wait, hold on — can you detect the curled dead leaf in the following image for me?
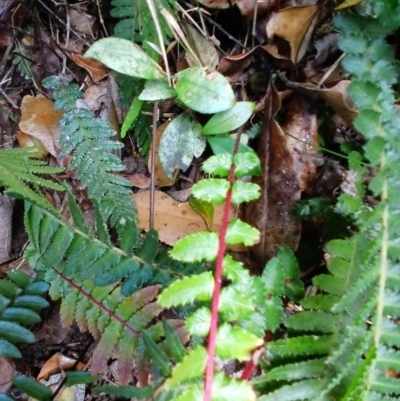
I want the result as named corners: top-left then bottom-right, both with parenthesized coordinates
top-left (72, 53), bottom-right (108, 82)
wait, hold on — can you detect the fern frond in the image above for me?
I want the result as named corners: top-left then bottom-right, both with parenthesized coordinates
top-left (0, 147), bottom-right (64, 214)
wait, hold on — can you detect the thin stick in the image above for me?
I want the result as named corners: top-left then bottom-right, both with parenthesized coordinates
top-left (150, 102), bottom-right (159, 229)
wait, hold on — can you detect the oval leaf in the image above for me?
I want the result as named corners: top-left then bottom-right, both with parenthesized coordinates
top-left (159, 112), bottom-right (206, 179)
top-left (85, 38), bottom-right (165, 80)
top-left (0, 321), bottom-right (35, 343)
top-left (191, 179), bottom-right (230, 205)
top-left (174, 67), bottom-right (235, 114)
top-left (203, 102), bottom-right (255, 135)
top-left (12, 376), bottom-right (53, 401)
top-left (139, 79), bottom-right (176, 101)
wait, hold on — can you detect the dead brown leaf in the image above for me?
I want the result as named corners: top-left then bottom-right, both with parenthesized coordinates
top-left (244, 81), bottom-right (301, 267)
top-left (197, 0), bottom-right (274, 19)
top-left (281, 93), bottom-right (318, 193)
top-left (131, 191), bottom-right (240, 247)
top-left (19, 94), bottom-right (63, 157)
top-left (0, 358), bottom-right (14, 392)
top-left (266, 5), bottom-right (319, 64)
top-left (37, 352), bottom-right (85, 381)
top-left (117, 173), bottom-right (150, 189)
top-left (72, 54), bottom-right (107, 82)
top-left (0, 194), bottom-right (14, 264)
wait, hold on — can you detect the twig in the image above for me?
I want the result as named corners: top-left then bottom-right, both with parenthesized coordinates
top-left (150, 102), bottom-right (159, 229)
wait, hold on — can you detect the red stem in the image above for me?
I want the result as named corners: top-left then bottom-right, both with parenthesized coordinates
top-left (52, 268), bottom-right (141, 337)
top-left (204, 136), bottom-right (241, 401)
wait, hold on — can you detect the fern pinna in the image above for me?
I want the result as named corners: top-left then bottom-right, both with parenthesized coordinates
top-left (254, 4), bottom-right (400, 400)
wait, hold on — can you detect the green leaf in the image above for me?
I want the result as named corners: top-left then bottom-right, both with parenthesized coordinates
top-left (12, 376), bottom-right (53, 401)
top-left (0, 394), bottom-right (15, 401)
top-left (219, 287), bottom-right (255, 320)
top-left (158, 272), bottom-right (214, 308)
top-left (93, 385), bottom-right (153, 398)
top-left (222, 255), bottom-right (252, 286)
top-left (213, 372), bottom-right (257, 401)
top-left (163, 321), bottom-right (186, 363)
top-left (84, 38), bottom-right (165, 80)
top-left (174, 67), bottom-right (235, 114)
top-left (139, 79), bottom-right (176, 101)
top-left (0, 280), bottom-right (21, 299)
top-left (191, 179), bottom-right (230, 205)
top-left (6, 270), bottom-right (31, 288)
top-left (231, 181), bottom-right (260, 204)
top-left (216, 323), bottom-right (263, 361)
top-left (225, 219), bottom-right (260, 246)
top-left (202, 153), bottom-right (232, 177)
top-left (65, 371), bottom-right (101, 386)
top-left (185, 307), bottom-right (211, 336)
top-left (142, 332), bottom-right (172, 377)
top-left (1, 307), bottom-right (41, 325)
top-left (171, 232), bottom-right (219, 262)
top-left (121, 96), bottom-right (143, 138)
top-left (23, 281), bottom-right (49, 295)
top-left (189, 197), bottom-right (214, 231)
top-left (0, 321), bottom-right (35, 343)
top-left (202, 102), bottom-right (255, 135)
top-left (165, 346), bottom-right (207, 389)
top-left (233, 152), bottom-right (262, 177)
top-left (0, 339), bottom-right (22, 358)
top-left (208, 136), bottom-right (255, 155)
top-left (159, 112), bottom-right (206, 179)
top-left (13, 295), bottom-right (49, 310)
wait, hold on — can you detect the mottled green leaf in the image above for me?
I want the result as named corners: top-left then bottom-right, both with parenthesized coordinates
top-left (233, 152), bottom-right (261, 177)
top-left (85, 38), bottom-right (165, 79)
top-left (139, 79), bottom-right (176, 101)
top-left (174, 67), bottom-right (235, 114)
top-left (202, 102), bottom-right (255, 134)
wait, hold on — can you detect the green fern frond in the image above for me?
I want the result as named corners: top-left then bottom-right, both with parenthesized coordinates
top-left (0, 147), bottom-right (64, 214)
top-left (0, 270), bottom-right (49, 359)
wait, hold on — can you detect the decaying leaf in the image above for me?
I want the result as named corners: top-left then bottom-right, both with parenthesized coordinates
top-left (266, 5), bottom-right (319, 64)
top-left (72, 54), bottom-right (108, 82)
top-left (37, 352), bottom-right (84, 381)
top-left (283, 78), bottom-right (357, 126)
top-left (244, 81), bottom-right (301, 267)
top-left (117, 173), bottom-right (150, 189)
top-left (183, 22), bottom-right (219, 72)
top-left (0, 194), bottom-right (14, 265)
top-left (0, 357), bottom-right (14, 392)
top-left (131, 191), bottom-right (238, 247)
top-left (19, 94), bottom-right (64, 157)
top-left (281, 94), bottom-right (318, 193)
top-left (196, 0), bottom-right (273, 19)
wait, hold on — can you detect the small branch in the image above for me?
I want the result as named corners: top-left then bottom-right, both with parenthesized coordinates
top-left (53, 268), bottom-right (141, 337)
top-left (204, 134), bottom-right (242, 401)
top-left (150, 102), bottom-right (159, 229)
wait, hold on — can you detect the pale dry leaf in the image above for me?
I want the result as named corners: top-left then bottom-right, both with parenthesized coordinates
top-left (266, 5), bottom-right (319, 64)
top-left (0, 358), bottom-right (14, 392)
top-left (117, 173), bottom-right (150, 189)
top-left (37, 352), bottom-right (85, 381)
top-left (72, 54), bottom-right (108, 82)
top-left (19, 94), bottom-right (64, 157)
top-left (0, 194), bottom-right (14, 264)
top-left (68, 8), bottom-right (96, 36)
top-left (130, 191), bottom-right (239, 247)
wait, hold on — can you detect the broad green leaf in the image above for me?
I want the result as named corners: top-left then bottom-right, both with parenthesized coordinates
top-left (12, 376), bottom-right (53, 401)
top-left (121, 97), bottom-right (143, 138)
top-left (163, 321), bottom-right (186, 363)
top-left (65, 372), bottom-right (101, 386)
top-left (165, 346), bottom-right (207, 389)
top-left (0, 321), bottom-right (35, 343)
top-left (212, 372), bottom-right (257, 401)
top-left (158, 271), bottom-right (214, 308)
top-left (216, 323), bottom-right (263, 361)
top-left (159, 112), bottom-right (206, 179)
top-left (202, 153), bottom-right (232, 177)
top-left (267, 335), bottom-right (331, 357)
top-left (142, 332), bottom-right (172, 377)
top-left (208, 136), bottom-right (255, 155)
top-left (171, 232), bottom-right (219, 262)
top-left (233, 152), bottom-right (262, 177)
top-left (0, 279), bottom-right (21, 299)
top-left (219, 287), bottom-right (255, 320)
top-left (93, 385), bottom-right (153, 398)
top-left (0, 339), bottom-right (22, 358)
top-left (174, 67), bottom-right (235, 114)
top-left (185, 307), bottom-right (211, 336)
top-left (189, 196), bottom-right (214, 231)
top-left (7, 270), bottom-right (31, 288)
top-left (202, 102), bottom-right (255, 134)
top-left (222, 255), bottom-right (252, 287)
top-left (84, 38), bottom-right (165, 80)
top-left (139, 79), bottom-right (176, 101)
top-left (231, 181), bottom-right (260, 204)
top-left (191, 179), bottom-right (230, 205)
top-left (23, 281), bottom-right (50, 295)
top-left (13, 295), bottom-right (49, 310)
top-left (225, 219), bottom-right (260, 246)
top-left (261, 258), bottom-right (285, 294)
top-left (261, 296), bottom-right (284, 332)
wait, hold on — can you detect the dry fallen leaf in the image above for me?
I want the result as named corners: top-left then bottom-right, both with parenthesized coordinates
top-left (37, 352), bottom-right (85, 381)
top-left (0, 194), bottom-right (14, 265)
top-left (131, 191), bottom-right (239, 247)
top-left (197, 0), bottom-right (273, 18)
top-left (244, 81), bottom-right (301, 267)
top-left (19, 94), bottom-right (64, 157)
top-left (117, 173), bottom-right (150, 189)
top-left (266, 5), bottom-right (319, 64)
top-left (281, 93), bottom-right (318, 193)
top-left (0, 358), bottom-right (14, 392)
top-left (72, 53), bottom-right (108, 82)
